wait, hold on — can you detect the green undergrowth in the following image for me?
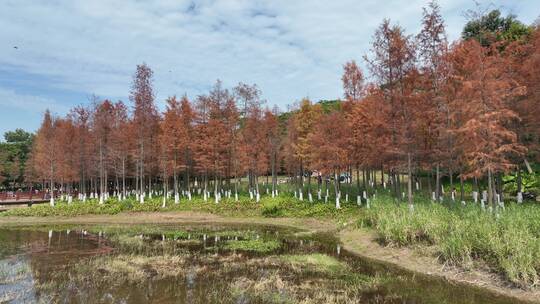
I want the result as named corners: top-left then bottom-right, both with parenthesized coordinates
top-left (223, 239), bottom-right (281, 253)
top-left (0, 194), bottom-right (362, 220)
top-left (0, 200), bottom-right (127, 217)
top-left (360, 195), bottom-right (540, 289)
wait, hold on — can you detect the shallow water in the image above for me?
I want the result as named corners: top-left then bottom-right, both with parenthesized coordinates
top-left (0, 224), bottom-right (528, 304)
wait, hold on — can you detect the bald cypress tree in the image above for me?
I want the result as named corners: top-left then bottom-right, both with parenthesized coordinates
top-left (33, 110), bottom-right (58, 206)
top-left (451, 40), bottom-right (526, 210)
top-left (130, 63), bottom-right (159, 203)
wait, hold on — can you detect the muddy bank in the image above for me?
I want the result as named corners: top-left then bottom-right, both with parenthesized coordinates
top-left (1, 212), bottom-right (539, 303)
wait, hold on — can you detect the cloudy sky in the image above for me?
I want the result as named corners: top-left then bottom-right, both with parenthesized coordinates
top-left (0, 0), bottom-right (538, 137)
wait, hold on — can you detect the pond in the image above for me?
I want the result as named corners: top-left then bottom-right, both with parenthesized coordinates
top-left (0, 224), bottom-right (527, 304)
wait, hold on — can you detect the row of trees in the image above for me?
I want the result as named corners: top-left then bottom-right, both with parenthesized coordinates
top-left (278, 3), bottom-right (538, 210)
top-left (305, 2), bottom-right (539, 210)
top-left (28, 66), bottom-right (283, 205)
top-left (25, 1), bottom-right (539, 209)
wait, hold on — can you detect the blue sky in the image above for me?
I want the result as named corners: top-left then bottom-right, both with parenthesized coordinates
top-left (0, 0), bottom-right (538, 138)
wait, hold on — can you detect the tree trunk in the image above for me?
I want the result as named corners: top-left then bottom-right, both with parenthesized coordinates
top-left (271, 152), bottom-right (277, 196)
top-left (380, 165), bottom-right (384, 187)
top-left (122, 157), bottom-right (126, 200)
top-left (449, 166), bottom-right (454, 197)
top-left (299, 161), bottom-right (304, 196)
top-left (162, 167), bottom-right (167, 208)
top-left (254, 173), bottom-right (259, 200)
top-left (435, 163), bottom-right (441, 201)
top-left (517, 166), bottom-right (522, 194)
top-left (459, 173), bottom-right (465, 203)
top-left (139, 141), bottom-right (145, 203)
top-left (407, 153), bottom-right (413, 211)
top-left (49, 170), bottom-right (55, 207)
top-left (356, 166), bottom-right (361, 197)
top-left (307, 172), bottom-right (312, 202)
top-left (496, 172), bottom-right (503, 202)
top-left (428, 169), bottom-right (432, 197)
top-left (396, 172), bottom-right (402, 201)
top-left (333, 170), bottom-right (340, 209)
top-left (362, 169), bottom-right (366, 192)
top-left (488, 168), bottom-right (494, 212)
top-left (524, 158), bottom-right (533, 174)
top-left (391, 170), bottom-right (398, 201)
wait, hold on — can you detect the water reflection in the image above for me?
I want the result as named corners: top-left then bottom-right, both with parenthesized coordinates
top-left (0, 225), bottom-right (527, 304)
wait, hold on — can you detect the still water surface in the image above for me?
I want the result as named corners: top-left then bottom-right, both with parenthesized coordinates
top-left (0, 224), bottom-right (527, 303)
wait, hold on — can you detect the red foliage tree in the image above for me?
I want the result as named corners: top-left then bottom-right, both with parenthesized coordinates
top-left (364, 19), bottom-right (417, 206)
top-left (450, 39), bottom-right (527, 209)
top-left (130, 63), bottom-right (159, 202)
top-left (32, 110), bottom-right (59, 205)
top-left (310, 111), bottom-right (348, 208)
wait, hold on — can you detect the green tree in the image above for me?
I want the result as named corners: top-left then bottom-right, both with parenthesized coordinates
top-left (4, 129), bottom-right (34, 143)
top-left (0, 150), bottom-right (6, 185)
top-left (0, 129), bottom-right (34, 189)
top-left (462, 9), bottom-right (531, 47)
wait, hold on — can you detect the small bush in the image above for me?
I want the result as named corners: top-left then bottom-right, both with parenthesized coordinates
top-left (261, 201), bottom-right (284, 217)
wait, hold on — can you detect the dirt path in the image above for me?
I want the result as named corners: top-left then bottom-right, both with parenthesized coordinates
top-left (1, 212), bottom-right (539, 303)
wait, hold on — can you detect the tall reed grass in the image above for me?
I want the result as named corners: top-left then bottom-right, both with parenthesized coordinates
top-left (361, 196), bottom-right (540, 288)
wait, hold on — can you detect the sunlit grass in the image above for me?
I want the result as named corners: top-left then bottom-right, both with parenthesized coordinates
top-left (361, 196), bottom-right (540, 288)
top-left (223, 239), bottom-right (281, 253)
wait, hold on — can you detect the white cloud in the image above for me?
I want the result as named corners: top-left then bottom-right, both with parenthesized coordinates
top-left (0, 0), bottom-right (538, 113)
top-left (0, 87), bottom-right (69, 114)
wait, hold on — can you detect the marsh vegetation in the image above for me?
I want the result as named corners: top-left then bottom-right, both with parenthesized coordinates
top-left (0, 224), bottom-right (531, 304)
